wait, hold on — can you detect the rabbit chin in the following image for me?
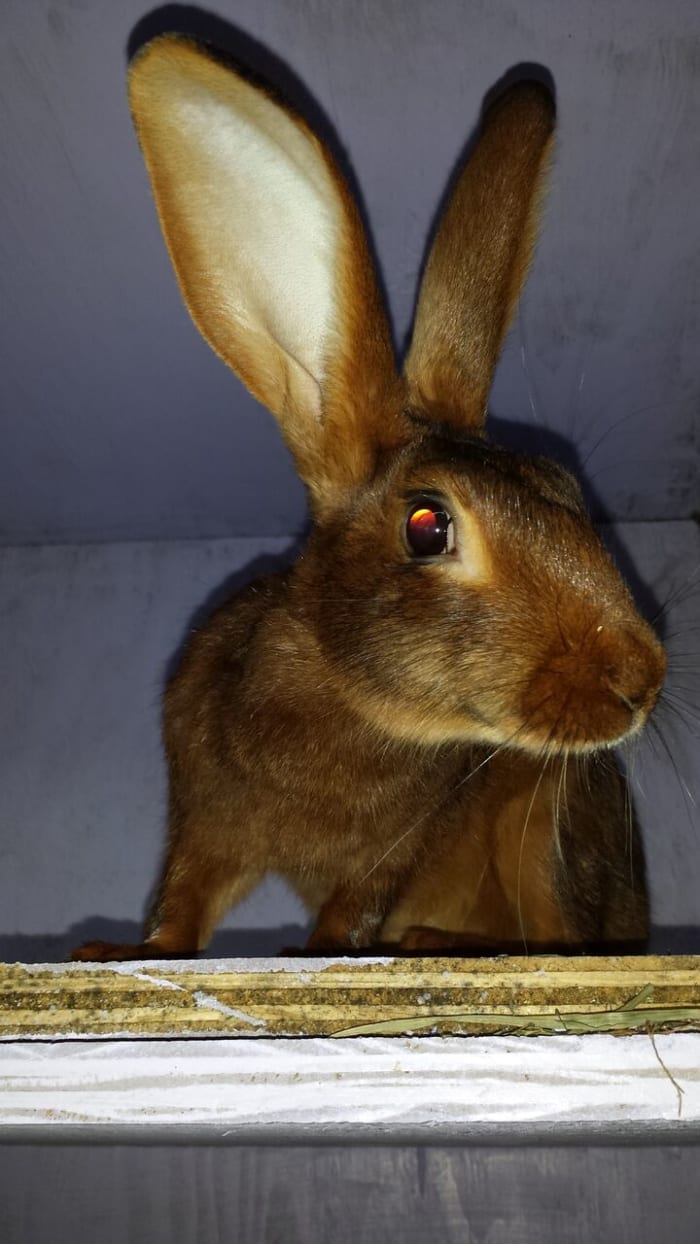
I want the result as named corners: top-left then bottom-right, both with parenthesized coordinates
top-left (455, 703), bottom-right (647, 756)
top-left (504, 710), bottom-right (648, 757)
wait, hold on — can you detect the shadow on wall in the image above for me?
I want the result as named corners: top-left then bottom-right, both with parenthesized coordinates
top-left (9, 7), bottom-right (684, 972)
top-left (127, 7), bottom-right (665, 634)
top-left (1, 923), bottom-right (699, 963)
top-left (0, 922), bottom-right (313, 964)
top-left (163, 542), bottom-right (304, 684)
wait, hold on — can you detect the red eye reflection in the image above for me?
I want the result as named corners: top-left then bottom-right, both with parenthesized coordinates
top-left (406, 503), bottom-right (455, 557)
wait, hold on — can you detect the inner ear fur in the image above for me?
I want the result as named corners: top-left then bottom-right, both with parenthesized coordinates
top-left (128, 36), bottom-right (407, 513)
top-left (404, 82), bottom-right (555, 430)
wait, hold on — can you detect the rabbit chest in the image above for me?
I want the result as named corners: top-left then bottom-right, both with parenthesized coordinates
top-left (164, 573), bottom-right (470, 887)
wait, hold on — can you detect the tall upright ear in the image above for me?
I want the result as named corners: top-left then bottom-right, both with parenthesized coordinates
top-left (404, 82), bottom-right (555, 430)
top-left (128, 37), bottom-right (406, 512)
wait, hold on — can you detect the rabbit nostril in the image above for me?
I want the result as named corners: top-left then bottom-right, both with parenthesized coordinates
top-left (600, 629), bottom-right (665, 716)
top-left (611, 688), bottom-right (640, 713)
top-left (603, 665), bottom-right (638, 708)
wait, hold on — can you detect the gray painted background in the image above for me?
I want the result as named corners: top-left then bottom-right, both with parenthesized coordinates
top-left (0, 2), bottom-right (698, 935)
top-left (1, 523), bottom-right (698, 961)
top-left (2, 1144), bottom-right (700, 1243)
top-left (0, 0), bottom-right (698, 952)
top-left (1, 1), bottom-right (700, 1235)
top-left (1, 0), bottom-right (699, 544)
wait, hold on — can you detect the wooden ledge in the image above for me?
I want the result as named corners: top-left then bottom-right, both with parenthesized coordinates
top-left (2, 954), bottom-right (700, 1040)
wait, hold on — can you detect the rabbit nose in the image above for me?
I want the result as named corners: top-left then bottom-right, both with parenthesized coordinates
top-left (598, 625), bottom-right (666, 717)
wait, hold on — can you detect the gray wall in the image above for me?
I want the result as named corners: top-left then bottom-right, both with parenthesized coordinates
top-left (1, 0), bottom-right (698, 957)
top-left (2, 1143), bottom-right (700, 1244)
top-left (0, 538), bottom-right (310, 959)
top-left (1, 0), bottom-right (699, 543)
top-left (1, 2), bottom-right (699, 1233)
top-left (0, 522), bottom-right (697, 960)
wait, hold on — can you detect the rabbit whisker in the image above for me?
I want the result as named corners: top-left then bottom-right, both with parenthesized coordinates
top-left (663, 625), bottom-right (700, 641)
top-left (659, 690), bottom-right (700, 729)
top-left (356, 735), bottom-right (514, 886)
top-left (577, 750), bottom-right (593, 798)
top-left (623, 733), bottom-right (649, 813)
top-left (662, 683), bottom-right (700, 704)
top-left (516, 756), bottom-right (550, 954)
top-left (579, 396), bottom-right (697, 470)
top-left (624, 763), bottom-right (635, 878)
top-left (647, 718), bottom-right (699, 831)
top-left (518, 309), bottom-right (543, 426)
top-left (552, 752), bottom-right (568, 866)
top-left (515, 688), bottom-right (572, 951)
top-left (586, 455), bottom-right (686, 486)
top-left (651, 564), bottom-right (700, 626)
top-left (357, 700), bottom-right (559, 888)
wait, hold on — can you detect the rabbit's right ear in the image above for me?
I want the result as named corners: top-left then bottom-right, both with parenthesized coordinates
top-left (128, 37), bottom-right (406, 512)
top-left (404, 82), bottom-right (555, 430)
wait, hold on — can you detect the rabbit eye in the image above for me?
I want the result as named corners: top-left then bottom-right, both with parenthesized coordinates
top-left (405, 502), bottom-right (455, 557)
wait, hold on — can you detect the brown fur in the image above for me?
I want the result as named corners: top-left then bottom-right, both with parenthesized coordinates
top-left (73, 40), bottom-right (664, 962)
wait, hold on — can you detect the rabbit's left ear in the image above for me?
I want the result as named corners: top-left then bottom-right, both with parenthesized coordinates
top-left (404, 82), bottom-right (555, 430)
top-left (128, 37), bottom-right (406, 513)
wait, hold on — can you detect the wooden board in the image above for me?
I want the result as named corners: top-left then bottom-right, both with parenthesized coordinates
top-left (2, 954), bottom-right (700, 1040)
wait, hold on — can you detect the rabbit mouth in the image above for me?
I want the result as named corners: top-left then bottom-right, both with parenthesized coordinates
top-left (515, 701), bottom-right (649, 755)
top-left (518, 624), bottom-right (666, 753)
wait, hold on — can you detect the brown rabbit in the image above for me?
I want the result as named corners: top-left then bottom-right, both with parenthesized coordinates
top-left (73, 37), bottom-right (665, 962)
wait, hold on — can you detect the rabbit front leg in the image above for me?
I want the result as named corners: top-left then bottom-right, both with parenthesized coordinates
top-left (305, 870), bottom-right (410, 952)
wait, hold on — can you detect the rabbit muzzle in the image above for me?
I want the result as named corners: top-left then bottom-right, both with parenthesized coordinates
top-left (519, 613), bottom-right (666, 752)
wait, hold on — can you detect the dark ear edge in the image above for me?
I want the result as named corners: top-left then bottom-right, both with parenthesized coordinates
top-left (404, 80), bottom-right (556, 430)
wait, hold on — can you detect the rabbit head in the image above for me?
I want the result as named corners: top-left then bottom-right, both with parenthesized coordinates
top-left (129, 38), bottom-right (665, 762)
